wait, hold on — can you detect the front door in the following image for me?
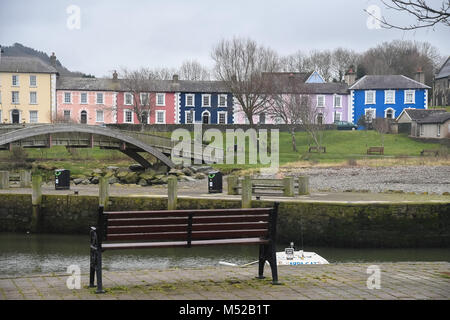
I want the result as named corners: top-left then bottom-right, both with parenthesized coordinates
top-left (80, 111), bottom-right (87, 124)
top-left (12, 109), bottom-right (20, 124)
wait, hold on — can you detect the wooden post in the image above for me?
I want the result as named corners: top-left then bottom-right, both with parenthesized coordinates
top-left (168, 175), bottom-right (177, 210)
top-left (298, 176), bottom-right (310, 195)
top-left (98, 177), bottom-right (110, 208)
top-left (31, 175), bottom-right (42, 232)
top-left (283, 177), bottom-right (294, 197)
top-left (20, 170), bottom-right (32, 188)
top-left (241, 175), bottom-right (252, 208)
top-left (0, 171), bottom-right (9, 189)
top-left (227, 176), bottom-right (239, 195)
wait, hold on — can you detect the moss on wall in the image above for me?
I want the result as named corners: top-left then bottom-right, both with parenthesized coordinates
top-left (0, 194), bottom-right (448, 247)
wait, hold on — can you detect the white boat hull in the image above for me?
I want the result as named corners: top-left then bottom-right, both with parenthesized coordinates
top-left (276, 251), bottom-right (329, 265)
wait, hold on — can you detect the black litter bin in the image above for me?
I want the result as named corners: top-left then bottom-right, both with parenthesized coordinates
top-left (208, 171), bottom-right (222, 193)
top-left (55, 169), bottom-right (70, 190)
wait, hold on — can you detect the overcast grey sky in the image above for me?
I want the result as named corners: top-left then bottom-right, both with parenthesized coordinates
top-left (0, 0), bottom-right (448, 77)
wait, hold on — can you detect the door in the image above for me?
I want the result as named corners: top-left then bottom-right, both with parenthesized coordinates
top-left (202, 112), bottom-right (210, 124)
top-left (80, 110), bottom-right (87, 124)
top-left (12, 109), bottom-right (20, 124)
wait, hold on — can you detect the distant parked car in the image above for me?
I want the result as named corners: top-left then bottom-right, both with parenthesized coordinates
top-left (334, 121), bottom-right (358, 130)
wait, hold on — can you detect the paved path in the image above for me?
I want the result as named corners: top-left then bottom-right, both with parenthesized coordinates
top-left (1, 262), bottom-right (448, 300)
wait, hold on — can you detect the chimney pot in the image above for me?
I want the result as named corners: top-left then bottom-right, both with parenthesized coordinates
top-left (112, 70), bottom-right (118, 80)
top-left (172, 74), bottom-right (179, 82)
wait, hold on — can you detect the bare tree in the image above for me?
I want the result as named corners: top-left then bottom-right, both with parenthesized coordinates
top-left (307, 50), bottom-right (333, 82)
top-left (365, 0), bottom-right (450, 30)
top-left (331, 48), bottom-right (360, 82)
top-left (211, 37), bottom-right (280, 125)
top-left (179, 60), bottom-right (211, 80)
top-left (298, 94), bottom-right (327, 152)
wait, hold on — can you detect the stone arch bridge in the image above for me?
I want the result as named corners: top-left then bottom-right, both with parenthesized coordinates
top-left (0, 124), bottom-right (221, 168)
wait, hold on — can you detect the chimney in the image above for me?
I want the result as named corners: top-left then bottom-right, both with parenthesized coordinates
top-left (344, 68), bottom-right (356, 86)
top-left (112, 70), bottom-right (118, 80)
top-left (415, 67), bottom-right (425, 84)
top-left (49, 52), bottom-right (57, 67)
top-left (172, 74), bottom-right (179, 82)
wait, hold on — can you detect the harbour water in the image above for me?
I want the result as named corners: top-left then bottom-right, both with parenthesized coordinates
top-left (1, 233), bottom-right (449, 276)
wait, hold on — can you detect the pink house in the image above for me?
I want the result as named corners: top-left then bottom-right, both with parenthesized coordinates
top-left (56, 77), bottom-right (119, 124)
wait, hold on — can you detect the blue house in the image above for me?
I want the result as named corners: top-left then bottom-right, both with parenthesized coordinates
top-left (349, 74), bottom-right (430, 127)
top-left (177, 81), bottom-right (234, 124)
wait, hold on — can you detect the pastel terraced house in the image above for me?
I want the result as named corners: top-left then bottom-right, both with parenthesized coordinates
top-left (0, 56), bottom-right (57, 123)
top-left (56, 76), bottom-right (119, 125)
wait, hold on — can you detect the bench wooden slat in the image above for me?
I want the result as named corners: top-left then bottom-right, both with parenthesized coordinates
top-left (107, 222), bottom-right (269, 234)
top-left (106, 229), bottom-right (268, 242)
top-left (104, 208), bottom-right (272, 219)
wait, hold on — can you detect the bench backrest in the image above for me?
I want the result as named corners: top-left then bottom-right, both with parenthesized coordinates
top-left (96, 205), bottom-right (279, 247)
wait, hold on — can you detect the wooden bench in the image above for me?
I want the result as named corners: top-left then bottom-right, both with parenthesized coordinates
top-left (308, 146), bottom-right (326, 153)
top-left (420, 149), bottom-right (439, 157)
top-left (367, 146), bottom-right (384, 155)
top-left (228, 177), bottom-right (298, 197)
top-left (89, 204), bottom-right (280, 293)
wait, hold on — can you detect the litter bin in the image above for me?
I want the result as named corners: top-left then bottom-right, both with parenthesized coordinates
top-left (55, 169), bottom-right (70, 190)
top-left (208, 170), bottom-right (222, 193)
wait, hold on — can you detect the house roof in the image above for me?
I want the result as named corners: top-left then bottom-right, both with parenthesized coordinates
top-left (262, 72), bottom-right (313, 83)
top-left (270, 78), bottom-right (348, 94)
top-left (398, 108), bottom-right (447, 122)
top-left (57, 77), bottom-right (121, 91)
top-left (435, 56), bottom-right (450, 80)
top-left (417, 112), bottom-right (450, 124)
top-left (0, 56), bottom-right (58, 74)
top-left (349, 75), bottom-right (430, 90)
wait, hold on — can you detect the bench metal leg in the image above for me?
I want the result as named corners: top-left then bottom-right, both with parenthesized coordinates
top-left (95, 250), bottom-right (105, 294)
top-left (256, 243), bottom-right (280, 284)
top-left (257, 244), bottom-right (266, 279)
top-left (89, 247), bottom-right (96, 288)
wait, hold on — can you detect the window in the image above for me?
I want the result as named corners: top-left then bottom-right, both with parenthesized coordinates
top-left (124, 109), bottom-right (133, 123)
top-left (218, 112), bottom-right (227, 124)
top-left (80, 92), bottom-right (88, 104)
top-left (30, 92), bottom-right (37, 104)
top-left (12, 91), bottom-right (19, 104)
top-left (334, 95), bottom-right (342, 108)
top-left (12, 75), bottom-right (19, 86)
top-left (365, 108), bottom-right (376, 123)
top-left (29, 75), bottom-right (37, 87)
top-left (156, 110), bottom-right (165, 124)
top-left (64, 110), bottom-right (71, 122)
top-left (140, 93), bottom-right (149, 106)
top-left (64, 92), bottom-right (71, 104)
top-left (317, 113), bottom-right (323, 125)
top-left (385, 90), bottom-right (395, 104)
top-left (218, 94), bottom-right (227, 107)
top-left (96, 93), bottom-right (104, 104)
top-left (185, 110), bottom-right (194, 124)
top-left (186, 94), bottom-right (195, 106)
top-left (141, 111), bottom-right (149, 124)
top-left (317, 95), bottom-right (325, 107)
top-left (334, 112), bottom-right (342, 122)
top-left (365, 91), bottom-right (376, 104)
top-left (259, 113), bottom-right (266, 124)
top-left (405, 90), bottom-right (415, 104)
top-left (124, 93), bottom-right (133, 105)
top-left (202, 94), bottom-right (211, 107)
top-left (96, 110), bottom-right (104, 122)
top-left (29, 111), bottom-right (38, 123)
top-left (385, 108), bottom-right (394, 119)
top-left (156, 93), bottom-right (165, 106)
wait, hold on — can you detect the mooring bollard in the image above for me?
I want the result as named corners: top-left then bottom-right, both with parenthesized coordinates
top-left (168, 175), bottom-right (177, 210)
top-left (0, 171), bottom-right (10, 189)
top-left (31, 175), bottom-right (42, 232)
top-left (227, 175), bottom-right (238, 195)
top-left (20, 170), bottom-right (32, 188)
top-left (298, 176), bottom-right (310, 195)
top-left (99, 177), bottom-right (110, 208)
top-left (241, 175), bottom-right (252, 208)
top-left (283, 177), bottom-right (295, 197)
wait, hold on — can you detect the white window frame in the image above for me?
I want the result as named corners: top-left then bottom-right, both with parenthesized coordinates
top-left (96, 110), bottom-right (104, 123)
top-left (384, 108), bottom-right (395, 119)
top-left (12, 91), bottom-right (19, 104)
top-left (201, 110), bottom-right (211, 124)
top-left (96, 92), bottom-right (104, 104)
top-left (63, 110), bottom-right (71, 121)
top-left (317, 95), bottom-right (325, 107)
top-left (365, 90), bottom-right (376, 104)
top-left (333, 111), bottom-right (342, 122)
top-left (404, 90), bottom-right (415, 104)
top-left (202, 94), bottom-right (211, 107)
top-left (29, 91), bottom-right (37, 104)
top-left (156, 93), bottom-right (165, 106)
top-left (364, 107), bottom-right (376, 123)
top-left (333, 95), bottom-right (342, 108)
top-left (384, 90), bottom-right (395, 104)
top-left (140, 93), bottom-right (149, 106)
top-left (218, 94), bottom-right (227, 107)
top-left (29, 110), bottom-right (38, 123)
top-left (185, 110), bottom-right (195, 124)
top-left (80, 92), bottom-right (88, 104)
top-left (124, 109), bottom-right (134, 124)
top-left (29, 75), bottom-right (37, 87)
top-left (155, 110), bottom-right (166, 124)
top-left (12, 75), bottom-right (19, 86)
top-left (186, 94), bottom-right (195, 107)
top-left (218, 111), bottom-right (227, 124)
top-left (64, 92), bottom-right (71, 104)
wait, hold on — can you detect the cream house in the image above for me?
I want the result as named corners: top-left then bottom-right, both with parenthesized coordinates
top-left (0, 56), bottom-right (57, 123)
